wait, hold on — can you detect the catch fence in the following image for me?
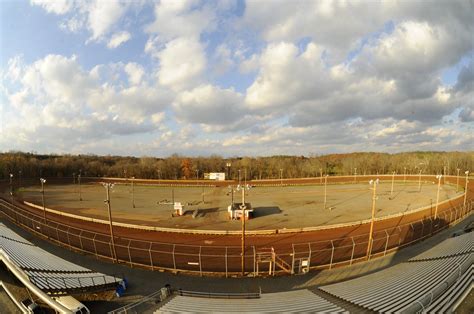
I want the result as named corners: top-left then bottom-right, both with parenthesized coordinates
top-left (0, 197), bottom-right (471, 277)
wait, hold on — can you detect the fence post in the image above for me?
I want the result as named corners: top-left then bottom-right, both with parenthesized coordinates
top-left (253, 246), bottom-right (256, 276)
top-left (172, 244), bottom-right (176, 270)
top-left (149, 242), bottom-right (154, 270)
top-left (128, 240), bottom-right (133, 267)
top-left (55, 225), bottom-right (60, 242)
top-left (291, 244), bottom-right (295, 274)
top-left (409, 223), bottom-right (414, 243)
top-left (308, 243), bottom-right (312, 267)
top-left (329, 240), bottom-right (334, 269)
top-left (420, 220), bottom-right (424, 239)
top-left (199, 246), bottom-right (202, 276)
top-left (398, 226), bottom-right (402, 246)
top-left (79, 230), bottom-right (83, 251)
top-left (384, 230), bottom-right (389, 256)
top-left (109, 240), bottom-right (114, 261)
top-left (93, 234), bottom-right (98, 259)
top-left (225, 246), bottom-right (228, 278)
top-left (350, 237), bottom-right (355, 265)
top-left (66, 226), bottom-right (71, 249)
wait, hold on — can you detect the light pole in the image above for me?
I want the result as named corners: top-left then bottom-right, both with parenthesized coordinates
top-left (456, 168), bottom-right (460, 192)
top-left (236, 184), bottom-right (251, 276)
top-left (73, 172), bottom-right (76, 184)
top-left (238, 169), bottom-right (241, 186)
top-left (319, 168), bottom-right (323, 184)
top-left (464, 171), bottom-right (469, 207)
top-left (367, 179), bottom-right (379, 260)
top-left (434, 175), bottom-right (442, 219)
top-left (131, 176), bottom-right (135, 208)
top-left (390, 171), bottom-right (395, 197)
top-left (78, 174), bottom-right (82, 201)
top-left (9, 173), bottom-right (13, 204)
top-left (418, 169), bottom-right (422, 192)
top-left (102, 183), bottom-right (117, 263)
top-left (226, 162), bottom-right (231, 180)
top-left (354, 168), bottom-right (357, 183)
top-left (404, 167), bottom-right (407, 183)
top-left (280, 168), bottom-right (283, 186)
top-left (324, 175), bottom-right (329, 209)
top-left (40, 178), bottom-right (46, 224)
top-left (443, 166), bottom-right (446, 184)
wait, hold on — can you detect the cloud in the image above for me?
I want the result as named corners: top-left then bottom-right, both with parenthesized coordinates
top-left (173, 84), bottom-right (245, 125)
top-left (1, 54), bottom-right (173, 148)
top-left (87, 0), bottom-right (127, 41)
top-left (107, 31), bottom-right (131, 49)
top-left (156, 37), bottom-right (207, 91)
top-left (145, 0), bottom-right (216, 41)
top-left (30, 0), bottom-right (72, 15)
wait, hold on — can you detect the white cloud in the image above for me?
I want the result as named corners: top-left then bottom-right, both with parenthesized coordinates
top-left (245, 41), bottom-right (332, 111)
top-left (87, 0), bottom-right (127, 41)
top-left (107, 31), bottom-right (131, 49)
top-left (145, 0), bottom-right (216, 41)
top-left (1, 54), bottom-right (173, 150)
top-left (173, 84), bottom-right (245, 125)
top-left (30, 0), bottom-right (72, 15)
top-left (157, 37), bottom-right (206, 91)
top-left (124, 63), bottom-right (145, 86)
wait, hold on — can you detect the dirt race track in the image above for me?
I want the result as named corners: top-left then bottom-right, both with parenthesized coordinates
top-left (0, 175), bottom-right (472, 276)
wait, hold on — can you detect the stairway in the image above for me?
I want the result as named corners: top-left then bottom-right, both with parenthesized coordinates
top-left (255, 247), bottom-right (292, 275)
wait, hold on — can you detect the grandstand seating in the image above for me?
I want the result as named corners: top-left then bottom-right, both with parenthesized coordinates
top-left (320, 232), bottom-right (473, 313)
top-left (0, 223), bottom-right (120, 293)
top-left (157, 289), bottom-right (347, 313)
top-left (425, 265), bottom-right (473, 313)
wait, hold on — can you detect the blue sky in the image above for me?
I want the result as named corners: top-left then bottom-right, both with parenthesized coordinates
top-left (1, 0), bottom-right (473, 157)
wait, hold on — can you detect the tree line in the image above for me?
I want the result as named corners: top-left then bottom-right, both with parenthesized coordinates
top-left (0, 151), bottom-right (472, 181)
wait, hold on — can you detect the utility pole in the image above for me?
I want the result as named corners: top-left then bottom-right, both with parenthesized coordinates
top-left (78, 174), bottom-right (82, 201)
top-left (237, 184), bottom-right (250, 276)
top-left (9, 173), bottom-right (14, 204)
top-left (40, 178), bottom-right (46, 224)
top-left (434, 175), bottom-right (442, 219)
top-left (390, 171), bottom-right (395, 197)
top-left (324, 175), bottom-right (328, 209)
top-left (418, 169), bottom-right (422, 192)
top-left (103, 183), bottom-right (118, 263)
top-left (367, 179), bottom-right (379, 260)
top-left (456, 168), bottom-right (460, 192)
top-left (131, 177), bottom-right (135, 208)
top-left (226, 162), bottom-right (231, 180)
top-left (464, 171), bottom-right (469, 207)
top-left (443, 166), bottom-right (446, 184)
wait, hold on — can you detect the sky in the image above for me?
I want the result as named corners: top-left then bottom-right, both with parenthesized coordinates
top-left (0, 0), bottom-right (473, 157)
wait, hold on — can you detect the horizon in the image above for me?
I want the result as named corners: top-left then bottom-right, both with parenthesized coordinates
top-left (1, 1), bottom-right (473, 157)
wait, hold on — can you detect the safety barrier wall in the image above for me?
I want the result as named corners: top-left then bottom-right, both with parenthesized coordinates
top-left (0, 197), bottom-right (472, 277)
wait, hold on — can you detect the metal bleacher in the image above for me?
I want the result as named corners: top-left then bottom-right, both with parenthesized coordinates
top-left (157, 289), bottom-right (348, 313)
top-left (320, 232), bottom-right (473, 313)
top-left (0, 223), bottom-right (120, 293)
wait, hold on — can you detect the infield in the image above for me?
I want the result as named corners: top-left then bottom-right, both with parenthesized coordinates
top-left (17, 179), bottom-right (462, 231)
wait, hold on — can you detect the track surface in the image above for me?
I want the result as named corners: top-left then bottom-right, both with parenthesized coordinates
top-left (1, 175), bottom-right (472, 275)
